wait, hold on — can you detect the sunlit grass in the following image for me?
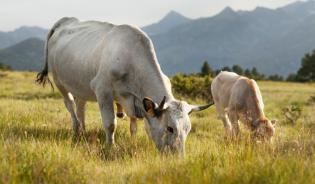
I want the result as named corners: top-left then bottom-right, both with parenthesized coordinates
top-left (0, 71), bottom-right (315, 183)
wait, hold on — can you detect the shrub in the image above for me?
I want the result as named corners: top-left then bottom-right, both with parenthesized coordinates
top-left (307, 95), bottom-right (315, 106)
top-left (0, 62), bottom-right (12, 71)
top-left (171, 74), bottom-right (212, 101)
top-left (268, 74), bottom-right (284, 81)
top-left (282, 102), bottom-right (303, 125)
top-left (286, 73), bottom-right (297, 82)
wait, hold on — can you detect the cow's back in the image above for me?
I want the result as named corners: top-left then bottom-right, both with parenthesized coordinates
top-left (47, 18), bottom-right (116, 99)
top-left (49, 19), bottom-right (115, 75)
top-left (46, 18), bottom-right (170, 105)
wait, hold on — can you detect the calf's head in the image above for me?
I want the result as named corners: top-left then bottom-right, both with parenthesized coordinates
top-left (253, 118), bottom-right (276, 141)
top-left (142, 96), bottom-right (212, 155)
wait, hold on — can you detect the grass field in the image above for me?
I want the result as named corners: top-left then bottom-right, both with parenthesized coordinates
top-left (0, 71), bottom-right (315, 184)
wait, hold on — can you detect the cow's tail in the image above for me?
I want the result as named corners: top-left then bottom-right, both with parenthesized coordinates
top-left (36, 17), bottom-right (77, 90)
top-left (36, 27), bottom-right (55, 90)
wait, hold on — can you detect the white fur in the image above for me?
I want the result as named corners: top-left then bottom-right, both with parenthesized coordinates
top-left (46, 17), bottom-right (211, 154)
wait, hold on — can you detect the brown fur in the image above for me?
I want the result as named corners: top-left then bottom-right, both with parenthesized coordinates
top-left (116, 103), bottom-right (124, 118)
top-left (211, 71), bottom-right (275, 140)
top-left (246, 79), bottom-right (263, 119)
top-left (143, 97), bottom-right (157, 117)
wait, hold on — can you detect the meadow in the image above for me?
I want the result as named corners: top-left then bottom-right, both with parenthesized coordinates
top-left (0, 71), bottom-right (315, 184)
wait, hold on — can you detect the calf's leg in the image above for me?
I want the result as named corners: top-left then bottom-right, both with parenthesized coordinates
top-left (220, 114), bottom-right (232, 137)
top-left (228, 111), bottom-right (240, 137)
top-left (216, 106), bottom-right (232, 136)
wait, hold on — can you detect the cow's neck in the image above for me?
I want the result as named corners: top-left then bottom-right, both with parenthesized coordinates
top-left (136, 64), bottom-right (174, 103)
top-left (128, 65), bottom-right (174, 119)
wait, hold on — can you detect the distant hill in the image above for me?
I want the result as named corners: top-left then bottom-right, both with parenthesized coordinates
top-left (0, 38), bottom-right (44, 71)
top-left (150, 0), bottom-right (315, 76)
top-left (142, 10), bottom-right (191, 35)
top-left (0, 26), bottom-right (47, 49)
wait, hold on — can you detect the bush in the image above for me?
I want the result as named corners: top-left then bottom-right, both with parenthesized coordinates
top-left (286, 73), bottom-right (297, 82)
top-left (268, 74), bottom-right (284, 81)
top-left (0, 62), bottom-right (12, 71)
top-left (171, 74), bottom-right (212, 101)
top-left (307, 95), bottom-right (315, 106)
top-left (282, 102), bottom-right (303, 125)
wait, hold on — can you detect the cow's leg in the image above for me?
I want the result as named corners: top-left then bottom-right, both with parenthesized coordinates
top-left (55, 83), bottom-right (82, 135)
top-left (95, 90), bottom-right (116, 145)
top-left (228, 111), bottom-right (240, 137)
top-left (130, 117), bottom-right (137, 136)
top-left (116, 103), bottom-right (125, 118)
top-left (75, 98), bottom-right (86, 132)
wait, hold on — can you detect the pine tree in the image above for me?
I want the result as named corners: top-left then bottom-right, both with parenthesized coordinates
top-left (200, 61), bottom-right (214, 77)
top-left (221, 66), bottom-right (231, 72)
top-left (232, 65), bottom-right (244, 75)
top-left (296, 50), bottom-right (315, 82)
top-left (244, 69), bottom-right (252, 78)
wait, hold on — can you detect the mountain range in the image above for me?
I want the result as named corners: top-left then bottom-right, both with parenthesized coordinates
top-left (0, 37), bottom-right (44, 71)
top-left (0, 0), bottom-right (315, 76)
top-left (149, 0), bottom-right (315, 75)
top-left (142, 10), bottom-right (191, 35)
top-left (0, 26), bottom-right (47, 49)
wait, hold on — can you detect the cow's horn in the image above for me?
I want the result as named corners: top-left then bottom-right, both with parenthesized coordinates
top-left (158, 96), bottom-right (166, 110)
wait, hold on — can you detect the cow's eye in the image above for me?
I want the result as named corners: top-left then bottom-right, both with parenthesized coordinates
top-left (167, 126), bottom-right (174, 133)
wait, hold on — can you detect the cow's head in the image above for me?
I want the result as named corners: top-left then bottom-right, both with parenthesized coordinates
top-left (142, 96), bottom-right (212, 155)
top-left (253, 118), bottom-right (276, 141)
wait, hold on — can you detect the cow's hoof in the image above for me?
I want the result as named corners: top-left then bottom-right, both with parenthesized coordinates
top-left (116, 112), bottom-right (125, 118)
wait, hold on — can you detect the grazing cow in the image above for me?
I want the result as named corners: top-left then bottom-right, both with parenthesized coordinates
top-left (211, 71), bottom-right (275, 140)
top-left (36, 17), bottom-right (212, 154)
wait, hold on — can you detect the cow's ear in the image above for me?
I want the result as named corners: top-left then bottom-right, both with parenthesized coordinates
top-left (143, 96), bottom-right (167, 118)
top-left (143, 97), bottom-right (157, 117)
top-left (271, 119), bottom-right (277, 126)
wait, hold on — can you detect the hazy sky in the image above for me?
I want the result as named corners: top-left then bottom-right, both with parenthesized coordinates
top-left (0, 0), bottom-right (300, 31)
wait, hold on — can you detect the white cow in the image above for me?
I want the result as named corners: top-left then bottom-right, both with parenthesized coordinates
top-left (36, 17), bottom-right (212, 154)
top-left (211, 71), bottom-right (275, 140)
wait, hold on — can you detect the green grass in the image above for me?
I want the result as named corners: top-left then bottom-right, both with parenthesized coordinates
top-left (0, 71), bottom-right (315, 184)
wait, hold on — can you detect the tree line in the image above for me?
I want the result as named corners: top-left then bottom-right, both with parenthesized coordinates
top-left (200, 49), bottom-right (315, 82)
top-left (0, 62), bottom-right (11, 71)
top-left (1, 48), bottom-right (314, 82)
